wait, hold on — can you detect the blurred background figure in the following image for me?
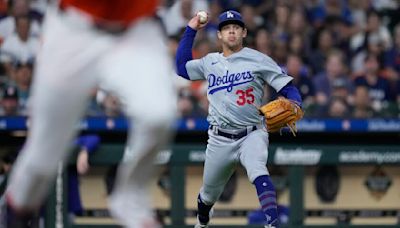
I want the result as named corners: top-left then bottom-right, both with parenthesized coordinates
top-left (12, 60), bottom-right (33, 115)
top-left (0, 15), bottom-right (39, 78)
top-left (160, 0), bottom-right (209, 37)
top-left (96, 91), bottom-right (124, 118)
top-left (0, 0), bottom-right (41, 43)
top-left (177, 86), bottom-right (196, 118)
top-left (68, 134), bottom-right (100, 218)
top-left (309, 29), bottom-right (335, 75)
top-left (254, 27), bottom-right (272, 56)
top-left (0, 149), bottom-right (18, 196)
top-left (285, 54), bottom-right (315, 111)
top-left (313, 50), bottom-right (353, 114)
top-left (0, 85), bottom-right (19, 115)
top-left (327, 97), bottom-right (351, 118)
top-left (352, 85), bottom-right (375, 118)
top-left (353, 53), bottom-right (392, 115)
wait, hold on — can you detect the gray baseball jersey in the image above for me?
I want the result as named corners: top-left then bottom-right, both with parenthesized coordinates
top-left (186, 47), bottom-right (293, 129)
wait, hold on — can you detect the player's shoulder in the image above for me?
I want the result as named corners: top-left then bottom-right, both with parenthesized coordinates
top-left (241, 48), bottom-right (271, 62)
top-left (204, 52), bottom-right (220, 58)
top-left (201, 52), bottom-right (221, 62)
top-left (242, 48), bottom-right (282, 72)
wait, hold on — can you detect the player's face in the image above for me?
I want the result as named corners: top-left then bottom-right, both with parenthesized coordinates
top-left (217, 24), bottom-right (247, 51)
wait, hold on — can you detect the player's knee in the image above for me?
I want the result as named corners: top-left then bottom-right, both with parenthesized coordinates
top-left (247, 169), bottom-right (269, 184)
top-left (200, 186), bottom-right (224, 204)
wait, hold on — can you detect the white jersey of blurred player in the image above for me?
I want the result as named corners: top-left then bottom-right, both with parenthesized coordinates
top-left (6, 1), bottom-right (177, 227)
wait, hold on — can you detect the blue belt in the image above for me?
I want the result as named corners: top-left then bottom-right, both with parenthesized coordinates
top-left (209, 125), bottom-right (257, 140)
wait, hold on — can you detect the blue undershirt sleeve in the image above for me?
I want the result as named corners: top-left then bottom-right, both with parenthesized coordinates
top-left (175, 26), bottom-right (197, 80)
top-left (277, 82), bottom-right (303, 107)
top-left (75, 135), bottom-right (100, 155)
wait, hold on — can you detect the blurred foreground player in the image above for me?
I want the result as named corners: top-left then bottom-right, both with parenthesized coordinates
top-left (5, 0), bottom-right (177, 227)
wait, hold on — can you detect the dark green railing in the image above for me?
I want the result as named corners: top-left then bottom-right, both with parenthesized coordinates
top-left (44, 144), bottom-right (400, 228)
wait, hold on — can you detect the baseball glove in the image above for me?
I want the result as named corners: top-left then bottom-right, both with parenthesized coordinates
top-left (259, 97), bottom-right (304, 136)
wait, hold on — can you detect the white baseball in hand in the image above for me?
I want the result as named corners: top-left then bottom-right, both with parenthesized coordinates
top-left (197, 11), bottom-right (208, 24)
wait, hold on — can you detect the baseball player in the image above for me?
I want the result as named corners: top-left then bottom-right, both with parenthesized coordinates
top-left (175, 10), bottom-right (302, 228)
top-left (5, 1), bottom-right (176, 227)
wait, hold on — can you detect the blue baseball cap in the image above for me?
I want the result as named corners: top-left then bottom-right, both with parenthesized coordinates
top-left (218, 10), bottom-right (245, 30)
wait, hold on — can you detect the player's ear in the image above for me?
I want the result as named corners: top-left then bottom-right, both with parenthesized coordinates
top-left (217, 30), bottom-right (222, 40)
top-left (242, 28), bottom-right (247, 38)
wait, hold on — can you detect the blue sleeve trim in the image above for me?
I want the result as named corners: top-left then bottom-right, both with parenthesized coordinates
top-left (175, 26), bottom-right (197, 80)
top-left (278, 82), bottom-right (303, 107)
top-left (75, 135), bottom-right (100, 155)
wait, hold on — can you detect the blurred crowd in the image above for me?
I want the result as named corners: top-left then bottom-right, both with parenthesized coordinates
top-left (0, 0), bottom-right (400, 119)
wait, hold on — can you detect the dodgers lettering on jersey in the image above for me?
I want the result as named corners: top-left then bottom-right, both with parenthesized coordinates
top-left (208, 70), bottom-right (254, 94)
top-left (185, 48), bottom-right (293, 129)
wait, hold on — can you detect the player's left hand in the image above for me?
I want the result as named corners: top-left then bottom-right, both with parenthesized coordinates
top-left (77, 149), bottom-right (90, 175)
top-left (259, 97), bottom-right (304, 136)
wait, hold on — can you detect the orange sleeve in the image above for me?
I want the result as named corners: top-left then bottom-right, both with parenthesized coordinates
top-left (60, 0), bottom-right (159, 25)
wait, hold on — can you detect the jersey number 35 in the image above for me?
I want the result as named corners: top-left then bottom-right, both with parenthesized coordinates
top-left (236, 87), bottom-right (255, 106)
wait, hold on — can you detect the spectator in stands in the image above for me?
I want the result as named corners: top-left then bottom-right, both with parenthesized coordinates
top-left (97, 91), bottom-right (123, 117)
top-left (160, 0), bottom-right (209, 36)
top-left (351, 30), bottom-right (386, 76)
top-left (201, 0), bottom-right (221, 46)
top-left (254, 27), bottom-right (272, 56)
top-left (351, 9), bottom-right (392, 54)
top-left (193, 81), bottom-right (209, 117)
top-left (68, 134), bottom-right (100, 217)
top-left (13, 60), bottom-right (33, 115)
top-left (239, 4), bottom-right (262, 48)
top-left (307, 0), bottom-right (348, 30)
top-left (327, 97), bottom-right (351, 118)
top-left (0, 149), bottom-right (18, 195)
top-left (288, 9), bottom-right (309, 36)
top-left (354, 53), bottom-right (393, 114)
top-left (313, 50), bottom-right (353, 108)
top-left (214, 0), bottom-right (241, 12)
top-left (270, 3), bottom-right (289, 43)
top-left (352, 85), bottom-right (375, 118)
top-left (0, 0), bottom-right (41, 42)
top-left (193, 38), bottom-right (213, 59)
top-left (285, 54), bottom-right (315, 109)
top-left (396, 80), bottom-right (400, 109)
top-left (242, 0), bottom-right (274, 20)
top-left (321, 0), bottom-right (352, 25)
top-left (383, 23), bottom-right (400, 83)
top-left (0, 15), bottom-right (39, 77)
top-left (331, 16), bottom-right (354, 58)
top-left (348, 0), bottom-right (371, 33)
top-left (271, 39), bottom-right (288, 67)
top-left (177, 87), bottom-right (196, 118)
top-left (309, 29), bottom-right (335, 74)
top-left (86, 88), bottom-right (103, 116)
top-left (0, 85), bottom-right (19, 115)
top-left (288, 33), bottom-right (308, 60)
top-left (331, 78), bottom-right (353, 105)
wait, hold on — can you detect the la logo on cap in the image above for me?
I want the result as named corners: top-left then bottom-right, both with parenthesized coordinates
top-left (227, 11), bottom-right (234, 18)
